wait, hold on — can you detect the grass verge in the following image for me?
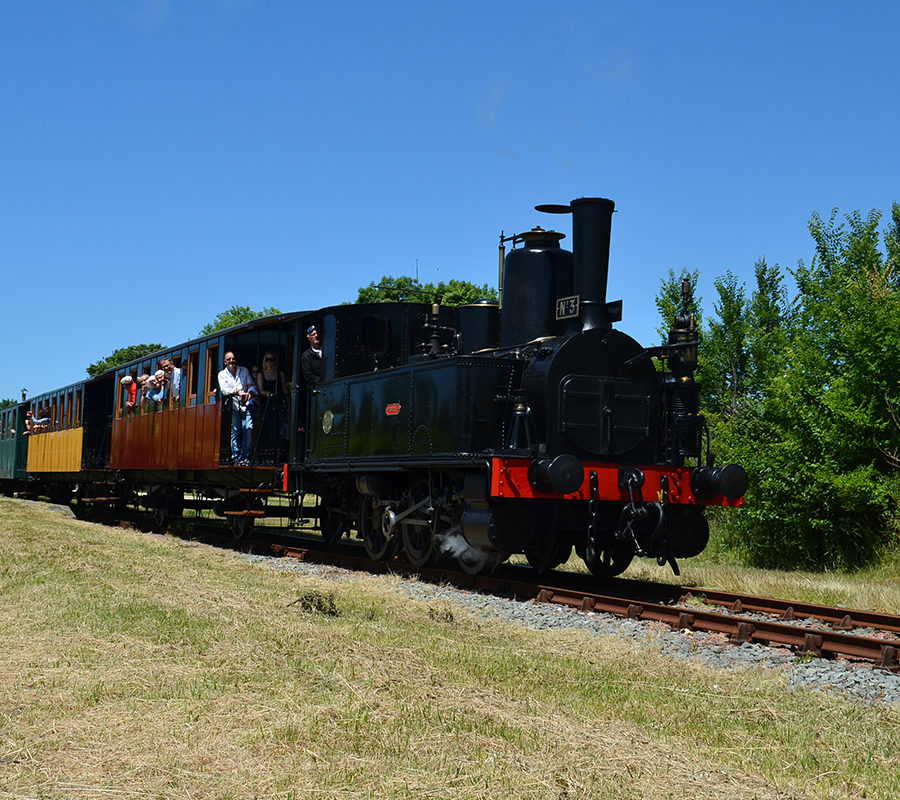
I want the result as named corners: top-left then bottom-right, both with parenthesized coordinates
top-left (1, 497), bottom-right (898, 799)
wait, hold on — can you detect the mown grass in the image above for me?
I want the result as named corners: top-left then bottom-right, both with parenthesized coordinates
top-left (1, 497), bottom-right (898, 799)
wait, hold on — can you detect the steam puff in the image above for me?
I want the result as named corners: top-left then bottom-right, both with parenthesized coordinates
top-left (435, 525), bottom-right (493, 572)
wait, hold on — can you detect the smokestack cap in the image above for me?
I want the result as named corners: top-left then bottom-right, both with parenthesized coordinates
top-left (536, 197), bottom-right (616, 215)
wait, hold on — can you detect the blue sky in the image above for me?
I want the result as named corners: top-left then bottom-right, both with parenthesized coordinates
top-left (2, 0), bottom-right (898, 401)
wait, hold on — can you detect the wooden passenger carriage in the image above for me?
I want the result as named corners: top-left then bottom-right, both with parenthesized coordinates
top-left (5, 302), bottom-right (448, 499)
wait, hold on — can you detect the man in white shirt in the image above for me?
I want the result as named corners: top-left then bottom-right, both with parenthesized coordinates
top-left (162, 358), bottom-right (182, 405)
top-left (218, 351), bottom-right (255, 465)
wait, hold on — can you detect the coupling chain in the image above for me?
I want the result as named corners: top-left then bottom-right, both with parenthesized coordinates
top-left (617, 473), bottom-right (643, 555)
top-left (586, 470), bottom-right (602, 565)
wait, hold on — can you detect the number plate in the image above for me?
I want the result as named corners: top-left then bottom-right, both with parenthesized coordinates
top-left (555, 294), bottom-right (580, 320)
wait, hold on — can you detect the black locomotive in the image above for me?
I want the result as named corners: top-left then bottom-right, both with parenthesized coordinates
top-left (2, 196), bottom-right (746, 578)
top-left (299, 196), bottom-right (746, 576)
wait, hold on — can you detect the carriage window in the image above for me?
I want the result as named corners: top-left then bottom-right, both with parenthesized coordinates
top-left (139, 363), bottom-right (152, 407)
top-left (205, 345), bottom-right (219, 404)
top-left (74, 388), bottom-right (82, 426)
top-left (169, 356), bottom-right (183, 410)
top-left (187, 350), bottom-right (199, 406)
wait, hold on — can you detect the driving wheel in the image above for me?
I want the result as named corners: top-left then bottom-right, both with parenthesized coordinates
top-left (400, 510), bottom-right (437, 568)
top-left (359, 497), bottom-right (397, 561)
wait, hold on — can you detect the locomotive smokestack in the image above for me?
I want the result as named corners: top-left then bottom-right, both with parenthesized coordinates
top-left (570, 197), bottom-right (615, 331)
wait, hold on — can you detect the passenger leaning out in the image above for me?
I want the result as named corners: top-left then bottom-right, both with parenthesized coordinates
top-left (120, 375), bottom-right (138, 415)
top-left (145, 369), bottom-right (167, 409)
top-left (34, 405), bottom-right (51, 432)
top-left (138, 373), bottom-right (151, 411)
top-left (161, 359), bottom-right (182, 407)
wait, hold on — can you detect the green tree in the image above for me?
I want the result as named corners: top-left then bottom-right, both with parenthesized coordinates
top-left (701, 271), bottom-right (748, 416)
top-left (699, 259), bottom-right (793, 416)
top-left (885, 202), bottom-right (900, 277)
top-left (0, 398), bottom-right (16, 410)
top-left (744, 258), bottom-right (792, 399)
top-left (86, 344), bottom-right (165, 378)
top-left (721, 206), bottom-right (900, 569)
top-left (199, 305), bottom-right (281, 336)
top-left (356, 276), bottom-right (497, 306)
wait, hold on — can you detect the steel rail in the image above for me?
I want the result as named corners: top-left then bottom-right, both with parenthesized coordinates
top-left (676, 587), bottom-right (900, 635)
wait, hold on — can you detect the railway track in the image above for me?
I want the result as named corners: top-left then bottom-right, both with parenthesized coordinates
top-left (264, 536), bottom-right (900, 672)
top-left (70, 503), bottom-right (900, 672)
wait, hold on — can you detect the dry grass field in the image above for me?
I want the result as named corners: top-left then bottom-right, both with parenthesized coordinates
top-left (1, 496), bottom-right (898, 799)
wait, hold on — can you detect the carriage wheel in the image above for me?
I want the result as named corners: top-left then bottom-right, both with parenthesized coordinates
top-left (229, 513), bottom-right (254, 541)
top-left (151, 490), bottom-right (183, 534)
top-left (151, 502), bottom-right (170, 533)
top-left (49, 484), bottom-right (72, 506)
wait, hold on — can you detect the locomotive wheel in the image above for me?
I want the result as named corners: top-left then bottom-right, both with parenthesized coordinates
top-left (583, 535), bottom-right (635, 579)
top-left (524, 537), bottom-right (572, 575)
top-left (456, 548), bottom-right (502, 575)
top-left (400, 513), bottom-right (437, 568)
top-left (359, 497), bottom-right (397, 561)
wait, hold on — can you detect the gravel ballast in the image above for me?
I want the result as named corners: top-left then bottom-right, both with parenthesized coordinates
top-left (245, 553), bottom-right (900, 707)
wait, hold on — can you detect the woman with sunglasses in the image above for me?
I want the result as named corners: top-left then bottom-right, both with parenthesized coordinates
top-left (256, 351), bottom-right (289, 463)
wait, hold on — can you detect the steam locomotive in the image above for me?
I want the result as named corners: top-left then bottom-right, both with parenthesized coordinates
top-left (0, 196), bottom-right (746, 578)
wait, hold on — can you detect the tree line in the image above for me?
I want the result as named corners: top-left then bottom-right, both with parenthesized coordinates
top-left (658, 203), bottom-right (900, 570)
